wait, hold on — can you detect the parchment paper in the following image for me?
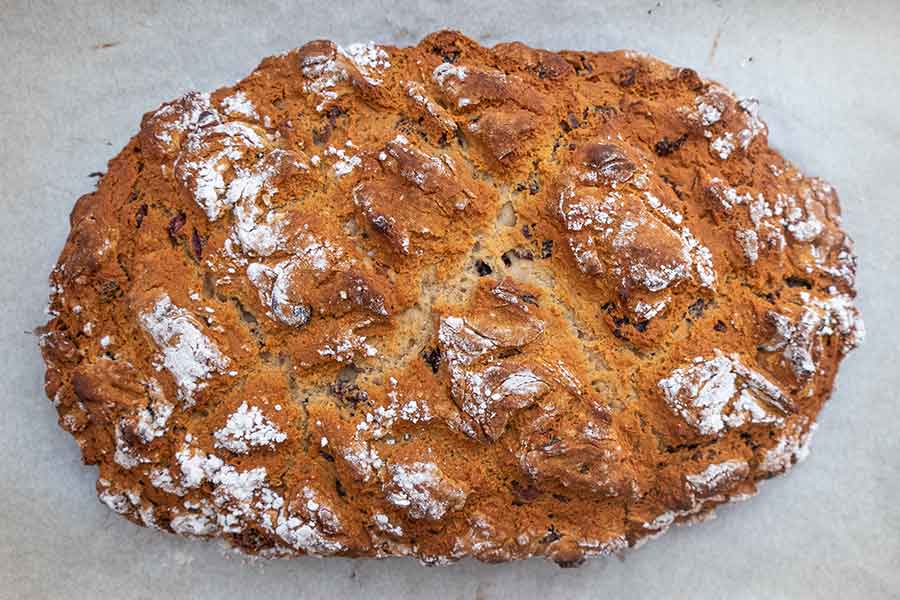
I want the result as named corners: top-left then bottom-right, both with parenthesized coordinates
top-left (1, 1), bottom-right (897, 598)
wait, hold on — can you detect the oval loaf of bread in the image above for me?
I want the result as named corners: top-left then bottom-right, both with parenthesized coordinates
top-left (39, 30), bottom-right (863, 566)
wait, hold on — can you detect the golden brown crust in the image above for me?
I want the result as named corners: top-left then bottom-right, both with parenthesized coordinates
top-left (38, 31), bottom-right (863, 566)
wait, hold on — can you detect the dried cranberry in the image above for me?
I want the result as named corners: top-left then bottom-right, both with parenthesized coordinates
top-left (167, 211), bottom-right (186, 245)
top-left (191, 227), bottom-right (203, 259)
top-left (618, 67), bottom-right (637, 86)
top-left (330, 381), bottom-right (368, 407)
top-left (422, 347), bottom-right (442, 374)
top-left (474, 259), bottom-right (493, 276)
top-left (325, 105), bottom-right (345, 126)
top-left (512, 480), bottom-right (542, 505)
top-left (559, 112), bottom-right (581, 132)
top-left (687, 298), bottom-right (706, 318)
top-left (135, 204), bottom-right (148, 228)
top-left (541, 239), bottom-right (553, 259)
top-left (655, 133), bottom-right (688, 156)
top-left (502, 248), bottom-right (534, 266)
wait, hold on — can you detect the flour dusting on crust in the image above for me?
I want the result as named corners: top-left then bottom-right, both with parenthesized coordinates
top-left (139, 295), bottom-right (230, 405)
top-left (214, 401), bottom-right (287, 454)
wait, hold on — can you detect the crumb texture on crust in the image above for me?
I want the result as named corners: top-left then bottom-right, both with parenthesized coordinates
top-left (39, 30), bottom-right (863, 567)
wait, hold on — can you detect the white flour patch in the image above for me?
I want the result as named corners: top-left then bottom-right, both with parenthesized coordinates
top-left (383, 461), bottom-right (467, 520)
top-left (220, 90), bottom-right (259, 120)
top-left (685, 460), bottom-right (750, 496)
top-left (710, 132), bottom-right (735, 160)
top-left (214, 401), bottom-right (287, 454)
top-left (659, 351), bottom-right (788, 435)
top-left (300, 41), bottom-right (390, 111)
top-left (139, 295), bottom-right (230, 406)
top-left (325, 145), bottom-right (361, 176)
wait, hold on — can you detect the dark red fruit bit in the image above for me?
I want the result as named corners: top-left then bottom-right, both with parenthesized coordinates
top-left (655, 133), bottom-right (689, 156)
top-left (521, 294), bottom-right (538, 306)
top-left (687, 298), bottom-right (706, 318)
top-left (502, 248), bottom-right (534, 266)
top-left (634, 320), bottom-right (649, 333)
top-left (529, 178), bottom-right (540, 195)
top-left (618, 67), bottom-right (637, 86)
top-left (135, 204), bottom-right (148, 228)
top-left (541, 239), bottom-right (553, 259)
top-left (474, 259), bottom-right (493, 276)
top-left (521, 224), bottom-right (533, 239)
top-left (325, 105), bottom-right (346, 126)
top-left (330, 380), bottom-right (369, 407)
top-left (167, 211), bottom-right (186, 245)
top-left (191, 227), bottom-right (204, 259)
top-left (714, 320), bottom-right (727, 332)
top-left (319, 449), bottom-right (335, 462)
top-left (512, 480), bottom-right (542, 505)
top-left (422, 347), bottom-right (442, 373)
top-left (559, 112), bottom-right (581, 132)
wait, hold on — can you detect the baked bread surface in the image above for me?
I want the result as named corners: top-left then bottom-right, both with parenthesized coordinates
top-left (39, 31), bottom-right (863, 566)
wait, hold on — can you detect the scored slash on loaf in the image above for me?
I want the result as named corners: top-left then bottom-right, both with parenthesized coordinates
top-left (38, 30), bottom-right (863, 567)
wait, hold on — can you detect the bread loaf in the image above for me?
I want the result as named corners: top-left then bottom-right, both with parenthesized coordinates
top-left (38, 30), bottom-right (864, 566)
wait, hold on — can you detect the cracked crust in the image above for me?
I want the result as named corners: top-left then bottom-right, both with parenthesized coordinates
top-left (38, 31), bottom-right (863, 567)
